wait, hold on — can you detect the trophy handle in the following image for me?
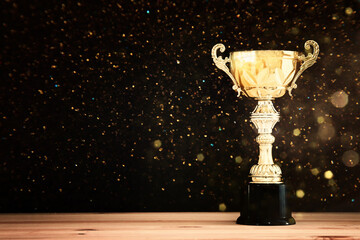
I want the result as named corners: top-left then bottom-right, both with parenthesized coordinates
top-left (287, 40), bottom-right (319, 96)
top-left (211, 43), bottom-right (242, 97)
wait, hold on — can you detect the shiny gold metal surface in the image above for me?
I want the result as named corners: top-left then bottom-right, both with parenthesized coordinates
top-left (230, 50), bottom-right (300, 98)
top-left (211, 40), bottom-right (319, 99)
top-left (211, 40), bottom-right (319, 183)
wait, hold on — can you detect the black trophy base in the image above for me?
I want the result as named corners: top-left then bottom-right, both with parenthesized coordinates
top-left (237, 182), bottom-right (295, 226)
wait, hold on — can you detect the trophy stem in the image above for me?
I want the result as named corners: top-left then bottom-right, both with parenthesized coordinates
top-left (237, 99), bottom-right (295, 226)
top-left (249, 99), bottom-right (282, 183)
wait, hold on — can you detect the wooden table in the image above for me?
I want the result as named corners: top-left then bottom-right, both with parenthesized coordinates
top-left (0, 212), bottom-right (359, 239)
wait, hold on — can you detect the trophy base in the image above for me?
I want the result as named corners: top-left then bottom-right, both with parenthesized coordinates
top-left (237, 182), bottom-right (295, 225)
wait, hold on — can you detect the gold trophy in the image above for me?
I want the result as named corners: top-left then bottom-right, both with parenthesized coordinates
top-left (211, 40), bottom-right (319, 225)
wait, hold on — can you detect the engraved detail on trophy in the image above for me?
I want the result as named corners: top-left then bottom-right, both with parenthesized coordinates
top-left (250, 100), bottom-right (281, 183)
top-left (229, 50), bottom-right (300, 99)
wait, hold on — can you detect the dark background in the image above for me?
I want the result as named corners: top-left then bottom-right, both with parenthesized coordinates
top-left (1, 0), bottom-right (359, 212)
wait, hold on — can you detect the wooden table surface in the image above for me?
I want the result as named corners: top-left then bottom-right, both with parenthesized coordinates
top-left (0, 212), bottom-right (359, 240)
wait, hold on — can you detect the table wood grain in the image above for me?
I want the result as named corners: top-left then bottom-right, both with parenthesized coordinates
top-left (0, 212), bottom-right (359, 240)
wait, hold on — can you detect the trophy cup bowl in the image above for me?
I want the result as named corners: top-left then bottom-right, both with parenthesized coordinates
top-left (230, 50), bottom-right (300, 98)
top-left (211, 40), bottom-right (319, 225)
